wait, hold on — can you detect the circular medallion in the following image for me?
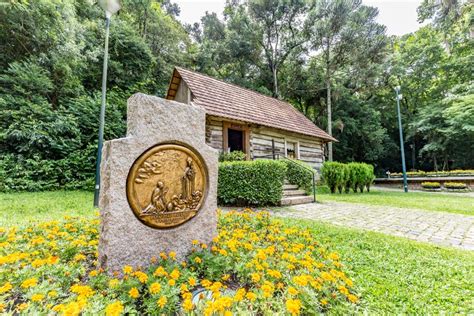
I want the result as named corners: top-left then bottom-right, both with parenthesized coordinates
top-left (126, 143), bottom-right (207, 229)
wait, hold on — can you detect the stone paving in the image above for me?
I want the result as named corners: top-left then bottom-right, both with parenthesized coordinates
top-left (271, 201), bottom-right (474, 251)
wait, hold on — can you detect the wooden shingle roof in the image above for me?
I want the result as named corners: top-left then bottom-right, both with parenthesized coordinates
top-left (166, 67), bottom-right (336, 142)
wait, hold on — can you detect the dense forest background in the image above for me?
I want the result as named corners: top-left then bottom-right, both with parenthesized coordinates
top-left (0, 0), bottom-right (473, 191)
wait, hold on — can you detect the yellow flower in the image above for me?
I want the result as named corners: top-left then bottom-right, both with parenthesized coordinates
top-left (222, 274), bottom-right (230, 281)
top-left (105, 301), bottom-right (124, 316)
top-left (149, 282), bottom-right (161, 294)
top-left (157, 296), bottom-right (167, 308)
top-left (123, 265), bottom-right (133, 274)
top-left (0, 282), bottom-right (13, 293)
top-left (246, 291), bottom-right (257, 301)
top-left (70, 284), bottom-right (94, 298)
top-left (251, 273), bottom-right (261, 283)
top-left (348, 294), bottom-right (358, 303)
top-left (89, 270), bottom-right (99, 277)
top-left (320, 299), bottom-right (328, 306)
top-left (170, 269), bottom-right (180, 280)
top-left (134, 271), bottom-right (148, 283)
top-left (48, 290), bottom-right (58, 298)
top-left (159, 252), bottom-right (167, 260)
top-left (192, 239), bottom-right (199, 245)
top-left (168, 279), bottom-right (176, 286)
top-left (288, 286), bottom-right (299, 296)
top-left (234, 288), bottom-right (246, 302)
top-left (169, 251), bottom-right (176, 260)
top-left (188, 277), bottom-right (197, 287)
top-left (153, 266), bottom-right (167, 277)
top-left (183, 298), bottom-right (193, 311)
top-left (261, 281), bottom-right (274, 298)
top-left (194, 257), bottom-right (202, 264)
top-left (31, 293), bottom-right (45, 302)
top-left (21, 278), bottom-right (38, 289)
top-left (73, 253), bottom-right (86, 261)
top-left (286, 299), bottom-right (302, 315)
top-left (129, 287), bottom-right (139, 299)
top-left (0, 303), bottom-right (5, 312)
top-left (17, 302), bottom-right (29, 311)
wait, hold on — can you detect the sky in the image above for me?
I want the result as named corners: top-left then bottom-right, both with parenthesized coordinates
top-left (173, 0), bottom-right (426, 36)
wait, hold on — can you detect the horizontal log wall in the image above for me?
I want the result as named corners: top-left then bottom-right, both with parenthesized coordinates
top-left (203, 116), bottom-right (325, 169)
top-left (250, 126), bottom-right (324, 170)
top-left (205, 117), bottom-right (224, 151)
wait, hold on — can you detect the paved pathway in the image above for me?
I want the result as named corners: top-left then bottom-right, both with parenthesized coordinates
top-left (271, 202), bottom-right (474, 251)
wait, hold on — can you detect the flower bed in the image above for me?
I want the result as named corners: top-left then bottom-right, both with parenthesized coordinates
top-left (390, 169), bottom-right (474, 178)
top-left (0, 211), bottom-right (357, 315)
top-left (444, 182), bottom-right (468, 190)
top-left (421, 182), bottom-right (441, 190)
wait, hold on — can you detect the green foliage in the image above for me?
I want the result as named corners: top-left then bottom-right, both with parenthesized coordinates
top-left (421, 182), bottom-right (441, 189)
top-left (218, 160), bottom-right (286, 206)
top-left (218, 151), bottom-right (247, 162)
top-left (321, 162), bottom-right (346, 194)
top-left (281, 159), bottom-right (315, 195)
top-left (444, 182), bottom-right (467, 189)
top-left (322, 161), bottom-right (375, 193)
top-left (0, 0), bottom-right (472, 192)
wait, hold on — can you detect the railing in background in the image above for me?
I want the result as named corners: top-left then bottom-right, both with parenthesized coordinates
top-left (253, 152), bottom-right (317, 203)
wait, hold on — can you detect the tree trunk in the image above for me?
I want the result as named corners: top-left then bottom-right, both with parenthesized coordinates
top-left (272, 65), bottom-right (279, 99)
top-left (326, 78), bottom-right (333, 161)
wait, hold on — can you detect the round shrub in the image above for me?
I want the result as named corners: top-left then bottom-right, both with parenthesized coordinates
top-left (0, 211), bottom-right (358, 314)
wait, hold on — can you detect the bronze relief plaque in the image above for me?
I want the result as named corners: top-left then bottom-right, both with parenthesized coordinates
top-left (126, 143), bottom-right (207, 229)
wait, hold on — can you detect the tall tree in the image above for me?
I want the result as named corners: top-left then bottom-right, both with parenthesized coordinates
top-left (307, 0), bottom-right (386, 160)
top-left (225, 0), bottom-right (309, 98)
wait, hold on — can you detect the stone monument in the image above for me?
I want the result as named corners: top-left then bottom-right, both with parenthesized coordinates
top-left (98, 93), bottom-right (218, 273)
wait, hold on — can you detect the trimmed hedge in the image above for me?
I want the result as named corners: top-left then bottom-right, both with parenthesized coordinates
top-left (218, 160), bottom-right (286, 206)
top-left (321, 161), bottom-right (375, 194)
top-left (282, 159), bottom-right (315, 195)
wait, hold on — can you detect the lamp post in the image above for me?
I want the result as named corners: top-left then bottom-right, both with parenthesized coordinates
top-left (395, 86), bottom-right (408, 193)
top-left (94, 0), bottom-right (121, 207)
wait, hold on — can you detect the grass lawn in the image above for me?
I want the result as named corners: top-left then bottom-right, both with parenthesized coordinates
top-left (0, 190), bottom-right (95, 227)
top-left (317, 189), bottom-right (474, 215)
top-left (290, 219), bottom-right (474, 314)
top-left (1, 190), bottom-right (473, 313)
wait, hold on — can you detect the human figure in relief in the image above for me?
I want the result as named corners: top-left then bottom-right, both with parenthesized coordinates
top-left (143, 181), bottom-right (167, 214)
top-left (181, 157), bottom-right (196, 200)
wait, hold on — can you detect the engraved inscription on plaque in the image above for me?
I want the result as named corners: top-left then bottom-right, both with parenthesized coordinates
top-left (126, 143), bottom-right (207, 229)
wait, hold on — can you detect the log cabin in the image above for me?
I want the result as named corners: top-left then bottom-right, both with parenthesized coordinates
top-left (165, 67), bottom-right (336, 170)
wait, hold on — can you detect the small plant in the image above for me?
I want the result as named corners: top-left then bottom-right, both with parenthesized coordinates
top-left (363, 164), bottom-right (376, 192)
top-left (321, 162), bottom-right (346, 193)
top-left (444, 182), bottom-right (467, 190)
top-left (218, 150), bottom-right (247, 162)
top-left (421, 182), bottom-right (441, 189)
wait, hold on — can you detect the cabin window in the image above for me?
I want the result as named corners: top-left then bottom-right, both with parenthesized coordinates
top-left (223, 122), bottom-right (250, 158)
top-left (285, 141), bottom-right (299, 159)
top-left (227, 129), bottom-right (244, 152)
